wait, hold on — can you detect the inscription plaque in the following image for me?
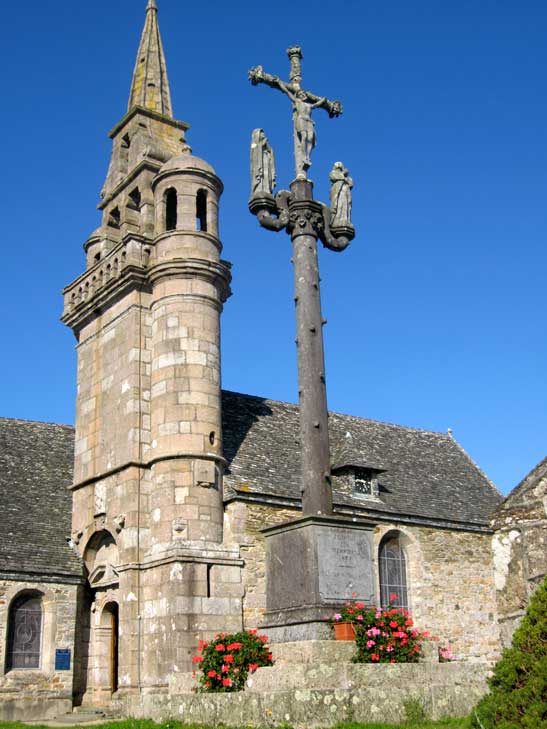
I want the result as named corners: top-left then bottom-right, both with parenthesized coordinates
top-left (317, 526), bottom-right (373, 601)
top-left (55, 648), bottom-right (71, 671)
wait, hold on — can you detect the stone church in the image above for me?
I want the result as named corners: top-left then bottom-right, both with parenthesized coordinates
top-left (0, 1), bottom-right (545, 722)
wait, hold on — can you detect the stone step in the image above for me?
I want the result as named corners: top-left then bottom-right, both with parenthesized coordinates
top-left (270, 639), bottom-right (355, 665)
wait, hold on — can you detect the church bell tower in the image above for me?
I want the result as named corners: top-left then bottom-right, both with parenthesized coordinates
top-left (62, 0), bottom-right (242, 703)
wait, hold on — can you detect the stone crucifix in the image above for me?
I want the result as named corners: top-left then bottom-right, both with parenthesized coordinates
top-left (249, 46), bottom-right (342, 180)
top-left (248, 47), bottom-right (355, 517)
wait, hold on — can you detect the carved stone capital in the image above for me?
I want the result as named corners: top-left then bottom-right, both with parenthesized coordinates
top-left (287, 202), bottom-right (324, 238)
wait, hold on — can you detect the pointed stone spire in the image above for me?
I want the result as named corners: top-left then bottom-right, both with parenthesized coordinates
top-left (128, 0), bottom-right (173, 117)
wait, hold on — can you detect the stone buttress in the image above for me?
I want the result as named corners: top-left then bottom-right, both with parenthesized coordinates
top-left (61, 0), bottom-right (243, 704)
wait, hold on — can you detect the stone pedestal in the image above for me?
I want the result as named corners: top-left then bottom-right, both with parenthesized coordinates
top-left (260, 515), bottom-right (375, 641)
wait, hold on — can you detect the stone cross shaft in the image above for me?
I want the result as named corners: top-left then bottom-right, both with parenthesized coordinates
top-left (289, 177), bottom-right (333, 516)
top-left (248, 49), bottom-right (354, 518)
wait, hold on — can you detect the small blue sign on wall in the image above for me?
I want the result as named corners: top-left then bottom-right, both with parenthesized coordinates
top-left (55, 649), bottom-right (71, 671)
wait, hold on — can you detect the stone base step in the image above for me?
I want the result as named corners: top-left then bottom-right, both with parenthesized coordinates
top-left (270, 639), bottom-right (355, 664)
top-left (122, 661), bottom-right (491, 728)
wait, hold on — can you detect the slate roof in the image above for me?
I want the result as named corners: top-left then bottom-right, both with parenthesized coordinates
top-left (0, 391), bottom-right (503, 576)
top-left (0, 418), bottom-right (82, 578)
top-left (222, 391), bottom-right (503, 528)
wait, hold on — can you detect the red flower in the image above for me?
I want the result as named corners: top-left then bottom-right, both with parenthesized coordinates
top-left (371, 653), bottom-right (380, 661)
top-left (222, 678), bottom-right (232, 687)
top-left (259, 635), bottom-right (269, 643)
top-left (390, 659), bottom-right (396, 664)
top-left (227, 642), bottom-right (242, 651)
top-left (405, 619), bottom-right (413, 627)
top-left (215, 644), bottom-right (225, 652)
top-left (224, 654), bottom-right (234, 664)
top-left (207, 670), bottom-right (216, 678)
top-left (248, 663), bottom-right (258, 672)
top-left (191, 655), bottom-right (203, 663)
top-left (389, 593), bottom-right (398, 601)
top-left (248, 629), bottom-right (257, 635)
top-left (221, 664), bottom-right (229, 673)
top-left (355, 602), bottom-right (365, 609)
top-left (205, 681), bottom-right (211, 688)
top-left (267, 653), bottom-right (273, 661)
top-left (198, 639), bottom-right (208, 651)
top-left (389, 621), bottom-right (398, 629)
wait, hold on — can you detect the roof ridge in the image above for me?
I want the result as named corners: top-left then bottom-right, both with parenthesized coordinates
top-left (221, 389), bottom-right (449, 437)
top-left (0, 416), bottom-right (74, 429)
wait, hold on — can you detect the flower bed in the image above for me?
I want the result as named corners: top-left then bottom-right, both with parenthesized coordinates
top-left (330, 594), bottom-right (430, 663)
top-left (192, 630), bottom-right (273, 692)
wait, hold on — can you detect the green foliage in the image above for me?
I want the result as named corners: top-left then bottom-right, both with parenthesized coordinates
top-left (0, 719), bottom-right (471, 729)
top-left (192, 629), bottom-right (273, 692)
top-left (403, 696), bottom-right (428, 724)
top-left (472, 575), bottom-right (547, 729)
top-left (334, 721), bottom-right (469, 729)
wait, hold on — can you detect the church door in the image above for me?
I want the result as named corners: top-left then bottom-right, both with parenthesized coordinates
top-left (103, 603), bottom-right (119, 694)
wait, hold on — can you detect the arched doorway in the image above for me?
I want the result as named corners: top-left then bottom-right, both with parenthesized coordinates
top-left (76, 531), bottom-right (120, 704)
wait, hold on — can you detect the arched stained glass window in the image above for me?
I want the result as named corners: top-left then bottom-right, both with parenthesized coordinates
top-left (379, 535), bottom-right (408, 610)
top-left (6, 594), bottom-right (43, 670)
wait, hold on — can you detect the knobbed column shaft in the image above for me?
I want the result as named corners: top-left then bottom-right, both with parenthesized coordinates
top-left (290, 179), bottom-right (332, 516)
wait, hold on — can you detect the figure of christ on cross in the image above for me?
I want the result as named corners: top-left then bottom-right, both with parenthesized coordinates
top-left (249, 47), bottom-right (342, 180)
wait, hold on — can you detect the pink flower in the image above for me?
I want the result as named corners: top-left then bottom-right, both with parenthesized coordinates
top-left (366, 640), bottom-right (375, 648)
top-left (356, 614), bottom-right (364, 621)
top-left (333, 613), bottom-right (342, 621)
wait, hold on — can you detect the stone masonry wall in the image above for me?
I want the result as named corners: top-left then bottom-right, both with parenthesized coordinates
top-left (224, 502), bottom-right (500, 662)
top-left (491, 459), bottom-right (547, 648)
top-left (0, 578), bottom-right (80, 721)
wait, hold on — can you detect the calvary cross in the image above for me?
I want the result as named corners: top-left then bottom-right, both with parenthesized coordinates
top-left (248, 47), bottom-right (342, 180)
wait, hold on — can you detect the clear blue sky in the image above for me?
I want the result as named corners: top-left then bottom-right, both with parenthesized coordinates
top-left (1, 0), bottom-right (546, 496)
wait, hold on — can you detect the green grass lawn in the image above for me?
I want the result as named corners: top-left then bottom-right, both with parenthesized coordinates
top-left (0, 717), bottom-right (471, 729)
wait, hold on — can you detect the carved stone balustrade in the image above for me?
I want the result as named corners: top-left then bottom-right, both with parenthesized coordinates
top-left (61, 236), bottom-right (151, 334)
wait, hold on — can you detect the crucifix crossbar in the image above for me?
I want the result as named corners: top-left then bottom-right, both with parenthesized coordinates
top-left (249, 47), bottom-right (342, 180)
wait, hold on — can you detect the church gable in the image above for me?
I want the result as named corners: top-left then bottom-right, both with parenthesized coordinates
top-left (493, 455), bottom-right (547, 515)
